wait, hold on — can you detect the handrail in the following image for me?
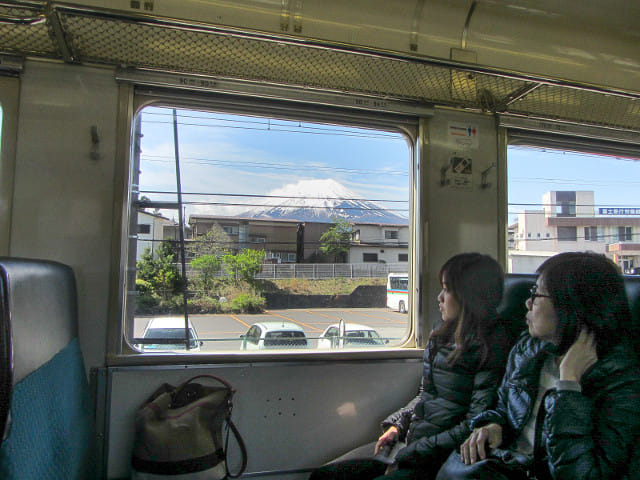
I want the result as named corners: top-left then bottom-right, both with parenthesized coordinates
top-left (0, 13), bottom-right (45, 25)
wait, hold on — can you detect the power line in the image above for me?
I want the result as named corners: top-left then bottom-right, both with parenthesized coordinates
top-left (142, 118), bottom-right (401, 140)
top-left (140, 189), bottom-right (408, 204)
top-left (142, 237), bottom-right (408, 248)
top-left (142, 201), bottom-right (409, 213)
top-left (141, 111), bottom-right (403, 140)
top-left (509, 202), bottom-right (640, 207)
top-left (140, 154), bottom-right (409, 177)
top-left (508, 145), bottom-right (640, 162)
top-left (511, 230), bottom-right (639, 243)
top-left (177, 201), bottom-right (409, 213)
top-left (509, 178), bottom-right (640, 187)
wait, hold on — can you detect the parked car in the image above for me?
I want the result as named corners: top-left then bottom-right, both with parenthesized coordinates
top-left (137, 317), bottom-right (203, 352)
top-left (240, 322), bottom-right (308, 350)
top-left (317, 322), bottom-right (387, 349)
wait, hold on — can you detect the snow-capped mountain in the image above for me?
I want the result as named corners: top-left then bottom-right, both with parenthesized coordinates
top-left (236, 179), bottom-right (408, 224)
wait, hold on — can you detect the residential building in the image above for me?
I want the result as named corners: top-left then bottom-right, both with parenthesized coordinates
top-left (509, 191), bottom-right (640, 272)
top-left (188, 215), bottom-right (409, 264)
top-left (136, 211), bottom-right (179, 261)
top-left (349, 223), bottom-right (409, 264)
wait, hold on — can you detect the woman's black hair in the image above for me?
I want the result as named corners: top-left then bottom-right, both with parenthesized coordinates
top-left (536, 251), bottom-right (631, 357)
top-left (430, 253), bottom-right (504, 367)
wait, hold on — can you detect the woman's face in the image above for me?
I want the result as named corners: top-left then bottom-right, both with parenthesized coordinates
top-left (525, 276), bottom-right (560, 343)
top-left (438, 275), bottom-right (460, 322)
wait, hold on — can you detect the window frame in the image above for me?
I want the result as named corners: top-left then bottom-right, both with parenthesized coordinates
top-left (618, 226), bottom-right (633, 242)
top-left (111, 84), bottom-right (421, 361)
top-left (362, 253), bottom-right (379, 263)
top-left (503, 117), bottom-right (640, 274)
top-left (0, 75), bottom-right (19, 256)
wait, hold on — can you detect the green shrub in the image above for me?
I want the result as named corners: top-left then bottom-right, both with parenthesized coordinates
top-left (135, 293), bottom-right (159, 313)
top-left (156, 295), bottom-right (184, 313)
top-left (230, 293), bottom-right (266, 313)
top-left (187, 296), bottom-right (220, 314)
top-left (135, 278), bottom-right (153, 296)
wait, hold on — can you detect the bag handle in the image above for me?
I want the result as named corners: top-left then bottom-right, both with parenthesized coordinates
top-left (225, 416), bottom-right (248, 478)
top-left (177, 374), bottom-right (248, 477)
top-left (175, 374), bottom-right (236, 394)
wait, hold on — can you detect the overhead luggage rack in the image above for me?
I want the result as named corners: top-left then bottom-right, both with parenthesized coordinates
top-left (0, 1), bottom-right (639, 132)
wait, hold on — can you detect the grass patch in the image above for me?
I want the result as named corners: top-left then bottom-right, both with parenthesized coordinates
top-left (266, 277), bottom-right (385, 295)
top-left (136, 277), bottom-right (386, 314)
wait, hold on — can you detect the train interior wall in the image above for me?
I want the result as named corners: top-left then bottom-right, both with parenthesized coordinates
top-left (1, 59), bottom-right (504, 478)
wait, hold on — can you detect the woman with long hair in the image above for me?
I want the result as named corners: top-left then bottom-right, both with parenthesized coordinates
top-left (439, 252), bottom-right (640, 480)
top-left (309, 253), bottom-right (510, 480)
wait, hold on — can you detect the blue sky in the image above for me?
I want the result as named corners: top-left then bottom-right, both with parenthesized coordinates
top-left (137, 106), bottom-right (640, 224)
top-left (508, 146), bottom-right (640, 222)
top-left (138, 106), bottom-right (411, 220)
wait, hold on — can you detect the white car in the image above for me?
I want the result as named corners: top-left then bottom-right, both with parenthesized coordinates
top-left (317, 322), bottom-right (387, 349)
top-left (240, 322), bottom-right (308, 350)
top-left (137, 317), bottom-right (203, 352)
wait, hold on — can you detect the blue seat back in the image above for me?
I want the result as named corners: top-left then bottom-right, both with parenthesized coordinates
top-left (0, 258), bottom-right (94, 479)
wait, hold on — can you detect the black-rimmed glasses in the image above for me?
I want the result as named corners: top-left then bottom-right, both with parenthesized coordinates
top-left (529, 285), bottom-right (551, 302)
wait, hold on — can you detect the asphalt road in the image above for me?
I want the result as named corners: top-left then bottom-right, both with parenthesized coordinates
top-left (134, 308), bottom-right (409, 351)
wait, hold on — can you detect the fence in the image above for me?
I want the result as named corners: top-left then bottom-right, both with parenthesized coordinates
top-left (183, 262), bottom-right (407, 280)
top-left (256, 262), bottom-right (406, 279)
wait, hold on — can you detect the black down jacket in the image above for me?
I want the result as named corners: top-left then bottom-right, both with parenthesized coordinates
top-left (471, 333), bottom-right (640, 480)
top-left (382, 328), bottom-right (509, 468)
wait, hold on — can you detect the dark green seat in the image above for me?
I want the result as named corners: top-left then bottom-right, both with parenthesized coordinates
top-left (499, 273), bottom-right (640, 351)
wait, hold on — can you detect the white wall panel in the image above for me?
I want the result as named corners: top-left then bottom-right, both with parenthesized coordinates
top-left (421, 110), bottom-right (500, 332)
top-left (10, 61), bottom-right (118, 370)
top-left (104, 359), bottom-right (422, 479)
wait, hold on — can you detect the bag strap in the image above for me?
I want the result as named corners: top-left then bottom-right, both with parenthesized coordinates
top-left (174, 374), bottom-right (247, 477)
top-left (179, 374), bottom-right (247, 476)
top-left (224, 416), bottom-right (248, 478)
top-left (174, 374), bottom-right (236, 395)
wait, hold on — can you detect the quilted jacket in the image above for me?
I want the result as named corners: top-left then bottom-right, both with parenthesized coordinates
top-left (383, 325), bottom-right (509, 468)
top-left (471, 333), bottom-right (640, 480)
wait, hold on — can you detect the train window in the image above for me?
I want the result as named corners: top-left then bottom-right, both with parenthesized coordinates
top-left (125, 103), bottom-right (413, 353)
top-left (508, 144), bottom-right (640, 274)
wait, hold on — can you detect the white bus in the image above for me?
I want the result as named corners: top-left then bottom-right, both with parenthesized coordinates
top-left (386, 273), bottom-right (409, 313)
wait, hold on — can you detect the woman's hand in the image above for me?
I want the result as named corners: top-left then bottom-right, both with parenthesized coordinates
top-left (559, 329), bottom-right (598, 382)
top-left (374, 426), bottom-right (399, 455)
top-left (460, 423), bottom-right (502, 465)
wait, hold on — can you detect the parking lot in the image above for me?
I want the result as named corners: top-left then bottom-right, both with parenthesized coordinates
top-left (134, 308), bottom-right (409, 350)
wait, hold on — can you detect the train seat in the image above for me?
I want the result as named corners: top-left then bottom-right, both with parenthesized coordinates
top-left (500, 273), bottom-right (640, 351)
top-left (499, 274), bottom-right (536, 345)
top-left (0, 257), bottom-right (94, 479)
top-left (622, 275), bottom-right (640, 353)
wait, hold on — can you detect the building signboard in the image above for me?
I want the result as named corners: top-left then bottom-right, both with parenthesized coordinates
top-left (598, 208), bottom-right (640, 215)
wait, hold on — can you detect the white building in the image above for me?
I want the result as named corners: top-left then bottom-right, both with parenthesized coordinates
top-left (188, 215), bottom-right (409, 265)
top-left (136, 211), bottom-right (179, 261)
top-left (349, 222), bottom-right (409, 264)
top-left (510, 191), bottom-right (640, 273)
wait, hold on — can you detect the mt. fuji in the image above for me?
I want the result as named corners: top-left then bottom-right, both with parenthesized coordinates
top-left (237, 179), bottom-right (408, 224)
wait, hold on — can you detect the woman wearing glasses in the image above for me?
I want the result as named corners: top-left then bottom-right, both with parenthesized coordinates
top-left (310, 253), bottom-right (510, 480)
top-left (436, 251), bottom-right (640, 480)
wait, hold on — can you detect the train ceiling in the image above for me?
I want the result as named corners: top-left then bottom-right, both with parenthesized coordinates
top-left (0, 2), bottom-right (639, 133)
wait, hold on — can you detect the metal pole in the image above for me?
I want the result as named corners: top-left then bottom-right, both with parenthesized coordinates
top-left (172, 109), bottom-right (191, 350)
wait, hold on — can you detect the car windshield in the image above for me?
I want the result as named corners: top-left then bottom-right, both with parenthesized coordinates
top-left (143, 328), bottom-right (198, 349)
top-left (264, 331), bottom-right (307, 347)
top-left (345, 330), bottom-right (383, 345)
